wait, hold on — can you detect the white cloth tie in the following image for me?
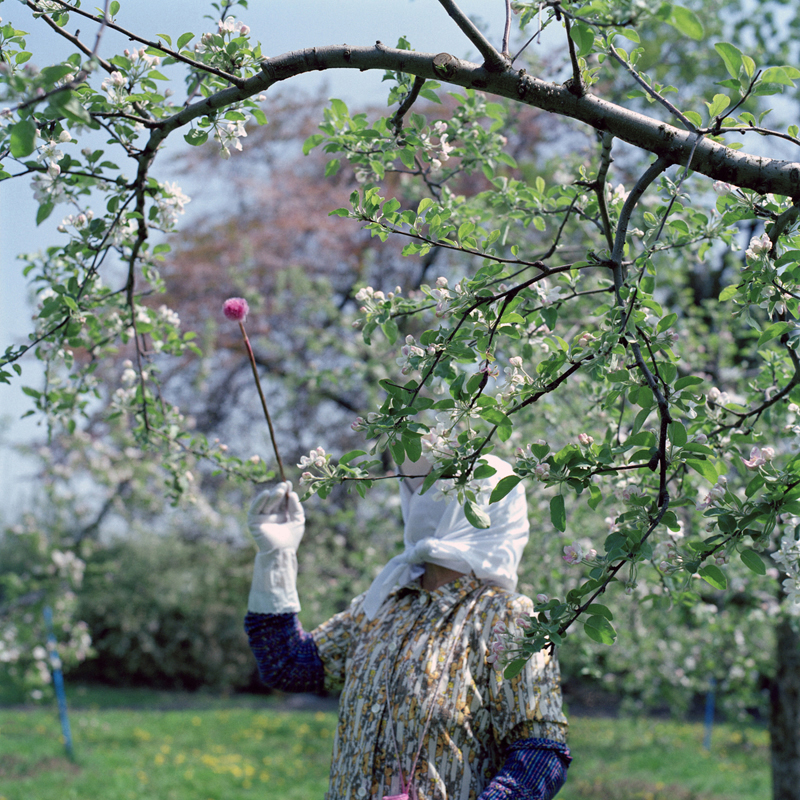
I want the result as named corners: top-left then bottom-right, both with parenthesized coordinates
top-left (363, 455), bottom-right (529, 619)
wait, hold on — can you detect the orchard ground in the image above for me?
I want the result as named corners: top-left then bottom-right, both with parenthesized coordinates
top-left (0, 685), bottom-right (770, 800)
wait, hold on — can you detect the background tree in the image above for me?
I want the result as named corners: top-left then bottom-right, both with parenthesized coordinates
top-left (4, 0), bottom-right (800, 796)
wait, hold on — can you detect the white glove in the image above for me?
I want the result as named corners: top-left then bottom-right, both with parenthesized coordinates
top-left (246, 482), bottom-right (306, 614)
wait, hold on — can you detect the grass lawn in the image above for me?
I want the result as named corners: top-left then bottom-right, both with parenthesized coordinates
top-left (0, 686), bottom-right (770, 799)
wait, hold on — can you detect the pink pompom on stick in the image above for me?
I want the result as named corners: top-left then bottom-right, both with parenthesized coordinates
top-left (223, 297), bottom-right (286, 482)
top-left (222, 297), bottom-right (249, 322)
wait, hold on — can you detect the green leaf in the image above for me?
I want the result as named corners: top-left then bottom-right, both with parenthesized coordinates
top-left (503, 659), bottom-right (527, 680)
top-left (303, 134), bottom-right (324, 155)
top-left (569, 21), bottom-right (595, 57)
top-left (381, 318), bottom-right (399, 344)
top-left (36, 201), bottom-right (54, 226)
top-left (389, 438), bottom-right (405, 466)
top-left (686, 458), bottom-right (718, 484)
top-left (715, 42), bottom-right (743, 79)
top-left (479, 407), bottom-right (513, 440)
top-left (490, 475), bottom-right (521, 504)
top-left (682, 110), bottom-right (703, 128)
top-left (668, 421), bottom-right (688, 447)
top-left (657, 312), bottom-right (677, 333)
top-left (473, 464), bottom-right (497, 480)
top-left (761, 67), bottom-right (794, 87)
top-left (177, 32), bottom-right (195, 49)
top-left (674, 375), bottom-right (704, 390)
top-left (398, 430), bottom-right (420, 464)
top-left (464, 500), bottom-right (491, 529)
top-left (109, 1), bottom-right (121, 16)
top-left (757, 321), bottom-right (792, 347)
top-left (584, 615), bottom-right (617, 645)
top-left (9, 120), bottom-right (36, 158)
top-left (550, 495), bottom-right (566, 532)
top-left (340, 449), bottom-right (367, 465)
top-left (51, 90), bottom-right (95, 125)
top-left (669, 6), bottom-right (704, 39)
top-left (740, 549), bottom-right (766, 575)
top-left (718, 284), bottom-right (738, 301)
top-left (184, 128), bottom-right (208, 146)
top-left (588, 484), bottom-right (602, 510)
top-left (705, 93), bottom-right (731, 119)
top-left (698, 564), bottom-right (727, 590)
top-left (586, 603), bottom-right (613, 620)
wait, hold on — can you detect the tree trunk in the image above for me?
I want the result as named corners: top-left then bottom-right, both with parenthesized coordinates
top-left (770, 618), bottom-right (800, 800)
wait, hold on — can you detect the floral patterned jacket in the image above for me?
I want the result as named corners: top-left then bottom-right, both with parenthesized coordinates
top-left (309, 573), bottom-right (568, 800)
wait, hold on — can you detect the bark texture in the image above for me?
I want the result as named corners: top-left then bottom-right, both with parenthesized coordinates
top-left (770, 618), bottom-right (800, 800)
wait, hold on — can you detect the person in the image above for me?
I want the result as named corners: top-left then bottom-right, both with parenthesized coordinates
top-left (244, 454), bottom-right (571, 800)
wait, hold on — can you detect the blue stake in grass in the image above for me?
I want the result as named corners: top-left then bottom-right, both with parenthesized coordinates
top-left (43, 606), bottom-right (75, 762)
top-left (703, 675), bottom-right (716, 751)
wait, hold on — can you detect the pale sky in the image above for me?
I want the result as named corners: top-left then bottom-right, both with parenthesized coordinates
top-left (0, 0), bottom-right (528, 514)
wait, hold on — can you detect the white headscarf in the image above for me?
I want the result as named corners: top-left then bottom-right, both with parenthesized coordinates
top-left (362, 455), bottom-right (529, 619)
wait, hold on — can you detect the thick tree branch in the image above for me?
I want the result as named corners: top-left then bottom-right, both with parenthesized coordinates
top-left (133, 44), bottom-right (800, 198)
top-left (196, 44), bottom-right (800, 199)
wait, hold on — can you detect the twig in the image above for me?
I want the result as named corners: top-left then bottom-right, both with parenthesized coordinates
top-left (561, 14), bottom-right (585, 97)
top-left (610, 157), bottom-right (669, 293)
top-left (91, 0), bottom-right (110, 59)
top-left (238, 321), bottom-right (287, 482)
top-left (607, 44), bottom-right (697, 132)
top-left (390, 75), bottom-right (426, 134)
top-left (41, 0), bottom-right (243, 86)
top-left (587, 131), bottom-right (615, 250)
top-left (502, 0), bottom-right (512, 56)
top-left (436, 0), bottom-right (509, 72)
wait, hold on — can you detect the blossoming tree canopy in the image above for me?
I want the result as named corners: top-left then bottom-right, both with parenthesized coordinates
top-left (4, 0), bottom-right (800, 690)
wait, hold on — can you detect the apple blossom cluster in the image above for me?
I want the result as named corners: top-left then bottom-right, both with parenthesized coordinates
top-left (298, 446), bottom-right (332, 485)
top-left (487, 618), bottom-right (530, 667)
top-left (30, 1), bottom-right (63, 18)
top-left (696, 475), bottom-right (728, 510)
top-left (741, 445), bottom-right (775, 470)
top-left (428, 120), bottom-right (456, 171)
top-left (194, 18), bottom-right (251, 57)
top-left (30, 167), bottom-right (65, 204)
top-left (562, 540), bottom-right (598, 565)
top-left (153, 181), bottom-right (191, 231)
top-left (214, 118), bottom-right (248, 159)
top-left (420, 422), bottom-right (456, 457)
top-left (396, 334), bottom-right (428, 375)
top-left (745, 232), bottom-right (772, 261)
top-left (57, 209), bottom-right (94, 235)
top-left (534, 280), bottom-right (564, 306)
top-left (51, 549), bottom-right (86, 586)
top-left (355, 285), bottom-right (400, 312)
top-left (100, 70), bottom-right (131, 109)
top-left (514, 441), bottom-right (552, 482)
top-left (496, 356), bottom-right (533, 403)
top-left (773, 534), bottom-right (800, 611)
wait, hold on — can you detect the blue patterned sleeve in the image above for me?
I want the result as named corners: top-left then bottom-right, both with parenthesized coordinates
top-left (244, 611), bottom-right (325, 694)
top-left (477, 738), bottom-right (572, 800)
